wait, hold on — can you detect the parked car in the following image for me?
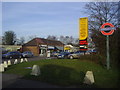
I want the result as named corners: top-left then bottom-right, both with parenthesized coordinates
top-left (2, 51), bottom-right (22, 59)
top-left (68, 51), bottom-right (85, 59)
top-left (85, 50), bottom-right (91, 55)
top-left (91, 49), bottom-right (97, 54)
top-left (2, 50), bottom-right (8, 54)
top-left (57, 52), bottom-right (74, 59)
top-left (22, 51), bottom-right (34, 58)
top-left (87, 49), bottom-right (97, 54)
top-left (51, 51), bottom-right (61, 57)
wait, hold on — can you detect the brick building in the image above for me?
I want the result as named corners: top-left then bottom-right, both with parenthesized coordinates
top-left (22, 38), bottom-right (64, 56)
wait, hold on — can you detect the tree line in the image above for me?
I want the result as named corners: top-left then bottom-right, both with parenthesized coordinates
top-left (2, 31), bottom-right (80, 46)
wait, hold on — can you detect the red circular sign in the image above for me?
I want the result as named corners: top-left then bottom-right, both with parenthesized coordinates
top-left (100, 23), bottom-right (114, 35)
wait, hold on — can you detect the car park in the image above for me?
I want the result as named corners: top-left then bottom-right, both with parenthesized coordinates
top-left (68, 51), bottom-right (85, 59)
top-left (2, 51), bottom-right (22, 59)
top-left (22, 51), bottom-right (34, 58)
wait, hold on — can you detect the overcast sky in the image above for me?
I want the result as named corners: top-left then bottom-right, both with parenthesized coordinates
top-left (2, 2), bottom-right (89, 41)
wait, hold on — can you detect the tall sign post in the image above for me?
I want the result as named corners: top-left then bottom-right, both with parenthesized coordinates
top-left (79, 17), bottom-right (88, 51)
top-left (100, 23), bottom-right (115, 70)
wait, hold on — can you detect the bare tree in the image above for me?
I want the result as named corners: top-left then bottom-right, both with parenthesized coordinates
top-left (59, 35), bottom-right (65, 43)
top-left (85, 2), bottom-right (119, 30)
top-left (47, 35), bottom-right (58, 41)
top-left (19, 37), bottom-right (25, 45)
top-left (85, 2), bottom-right (120, 65)
top-left (27, 35), bottom-right (37, 41)
top-left (59, 35), bottom-right (78, 45)
top-left (85, 2), bottom-right (119, 50)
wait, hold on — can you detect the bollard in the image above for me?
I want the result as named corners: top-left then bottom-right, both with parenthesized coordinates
top-left (14, 59), bottom-right (18, 64)
top-left (8, 60), bottom-right (11, 66)
top-left (83, 71), bottom-right (95, 85)
top-left (31, 65), bottom-right (40, 76)
top-left (25, 58), bottom-right (28, 62)
top-left (47, 51), bottom-right (51, 58)
top-left (0, 64), bottom-right (4, 72)
top-left (20, 58), bottom-right (24, 63)
top-left (4, 61), bottom-right (8, 68)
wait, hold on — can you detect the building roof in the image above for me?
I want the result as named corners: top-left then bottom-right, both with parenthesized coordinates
top-left (23, 38), bottom-right (64, 46)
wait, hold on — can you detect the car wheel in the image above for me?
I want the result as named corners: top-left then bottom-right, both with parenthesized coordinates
top-left (70, 56), bottom-right (73, 59)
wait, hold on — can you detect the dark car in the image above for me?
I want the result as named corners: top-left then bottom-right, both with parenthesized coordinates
top-left (91, 50), bottom-right (97, 54)
top-left (22, 51), bottom-right (34, 58)
top-left (2, 51), bottom-right (22, 59)
top-left (57, 52), bottom-right (74, 59)
top-left (2, 50), bottom-right (8, 54)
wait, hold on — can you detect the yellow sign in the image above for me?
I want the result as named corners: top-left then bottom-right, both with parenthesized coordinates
top-left (79, 17), bottom-right (88, 40)
top-left (64, 46), bottom-right (70, 50)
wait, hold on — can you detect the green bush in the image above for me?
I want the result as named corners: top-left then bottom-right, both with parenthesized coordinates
top-left (79, 54), bottom-right (106, 66)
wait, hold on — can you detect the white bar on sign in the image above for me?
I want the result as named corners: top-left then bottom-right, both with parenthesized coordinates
top-left (100, 27), bottom-right (115, 31)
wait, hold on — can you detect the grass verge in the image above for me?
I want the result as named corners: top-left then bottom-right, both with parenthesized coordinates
top-left (3, 58), bottom-right (119, 88)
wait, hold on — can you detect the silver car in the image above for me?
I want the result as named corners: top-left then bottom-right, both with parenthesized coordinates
top-left (68, 51), bottom-right (85, 59)
top-left (22, 51), bottom-right (34, 58)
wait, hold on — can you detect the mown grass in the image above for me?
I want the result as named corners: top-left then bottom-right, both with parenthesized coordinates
top-left (3, 56), bottom-right (120, 88)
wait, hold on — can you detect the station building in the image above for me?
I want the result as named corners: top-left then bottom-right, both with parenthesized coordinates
top-left (22, 38), bottom-right (64, 56)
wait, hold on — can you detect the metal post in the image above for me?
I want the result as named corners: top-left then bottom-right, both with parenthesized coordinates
top-left (106, 35), bottom-right (110, 70)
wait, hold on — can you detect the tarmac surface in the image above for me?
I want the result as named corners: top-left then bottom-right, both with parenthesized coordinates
top-left (2, 56), bottom-right (57, 63)
top-left (2, 73), bottom-right (62, 88)
top-left (2, 73), bottom-right (78, 88)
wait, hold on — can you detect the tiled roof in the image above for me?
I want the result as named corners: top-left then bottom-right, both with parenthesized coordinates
top-left (35, 38), bottom-right (44, 44)
top-left (23, 38), bottom-right (64, 46)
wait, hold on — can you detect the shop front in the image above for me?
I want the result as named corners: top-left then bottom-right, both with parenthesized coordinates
top-left (39, 45), bottom-right (47, 56)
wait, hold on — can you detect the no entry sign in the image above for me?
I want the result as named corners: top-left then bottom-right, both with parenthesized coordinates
top-left (100, 23), bottom-right (115, 35)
